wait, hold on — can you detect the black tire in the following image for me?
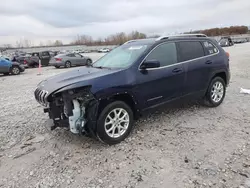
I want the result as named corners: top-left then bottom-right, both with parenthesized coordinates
top-left (55, 65), bottom-right (60, 68)
top-left (65, 61), bottom-right (71, 68)
top-left (202, 77), bottom-right (226, 107)
top-left (96, 101), bottom-right (134, 145)
top-left (86, 59), bottom-right (92, 65)
top-left (10, 66), bottom-right (20, 75)
top-left (33, 63), bottom-right (39, 68)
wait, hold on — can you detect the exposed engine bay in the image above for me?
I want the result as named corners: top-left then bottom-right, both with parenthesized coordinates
top-left (42, 88), bottom-right (98, 136)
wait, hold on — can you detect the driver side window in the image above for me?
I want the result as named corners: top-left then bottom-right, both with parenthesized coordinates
top-left (146, 43), bottom-right (177, 67)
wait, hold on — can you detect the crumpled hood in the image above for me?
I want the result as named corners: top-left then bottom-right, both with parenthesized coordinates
top-left (37, 66), bottom-right (122, 94)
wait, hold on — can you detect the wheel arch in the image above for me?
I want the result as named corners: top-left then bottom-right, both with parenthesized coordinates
top-left (211, 71), bottom-right (228, 85)
top-left (98, 92), bottom-right (140, 120)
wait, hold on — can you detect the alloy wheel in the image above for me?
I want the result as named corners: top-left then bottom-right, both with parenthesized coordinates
top-left (65, 62), bottom-right (71, 68)
top-left (12, 67), bottom-right (20, 75)
top-left (211, 81), bottom-right (224, 103)
top-left (104, 108), bottom-right (130, 138)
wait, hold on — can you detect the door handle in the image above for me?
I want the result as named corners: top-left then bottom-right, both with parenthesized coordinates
top-left (172, 68), bottom-right (182, 73)
top-left (205, 60), bottom-right (213, 64)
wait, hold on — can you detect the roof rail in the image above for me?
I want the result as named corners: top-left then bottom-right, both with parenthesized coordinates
top-left (124, 40), bottom-right (138, 45)
top-left (156, 34), bottom-right (207, 41)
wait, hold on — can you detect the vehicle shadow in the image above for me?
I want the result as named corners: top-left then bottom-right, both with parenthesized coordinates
top-left (45, 99), bottom-right (207, 149)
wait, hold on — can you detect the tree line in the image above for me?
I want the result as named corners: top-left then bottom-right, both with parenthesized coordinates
top-left (70, 31), bottom-right (147, 46)
top-left (186, 26), bottom-right (249, 36)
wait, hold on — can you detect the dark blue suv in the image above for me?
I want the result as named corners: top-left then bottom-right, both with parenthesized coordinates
top-left (35, 34), bottom-right (230, 144)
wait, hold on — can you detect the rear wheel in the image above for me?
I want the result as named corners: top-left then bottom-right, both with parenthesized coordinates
top-left (33, 63), bottom-right (39, 68)
top-left (202, 77), bottom-right (226, 107)
top-left (96, 101), bottom-right (134, 145)
top-left (10, 66), bottom-right (20, 75)
top-left (65, 61), bottom-right (71, 68)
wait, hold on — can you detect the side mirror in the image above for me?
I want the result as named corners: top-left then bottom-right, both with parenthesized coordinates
top-left (140, 60), bottom-right (160, 69)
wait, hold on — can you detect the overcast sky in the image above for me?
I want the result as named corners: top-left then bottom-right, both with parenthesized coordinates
top-left (0, 0), bottom-right (250, 46)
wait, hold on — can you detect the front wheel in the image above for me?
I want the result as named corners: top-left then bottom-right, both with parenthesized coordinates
top-left (202, 77), bottom-right (226, 107)
top-left (96, 101), bottom-right (134, 145)
top-left (10, 66), bottom-right (20, 75)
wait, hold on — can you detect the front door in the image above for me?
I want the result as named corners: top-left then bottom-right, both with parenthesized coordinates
top-left (40, 51), bottom-right (51, 66)
top-left (134, 42), bottom-right (186, 109)
top-left (0, 59), bottom-right (11, 73)
top-left (73, 54), bottom-right (83, 65)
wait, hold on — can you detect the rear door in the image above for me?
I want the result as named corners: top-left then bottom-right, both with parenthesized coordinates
top-left (202, 40), bottom-right (222, 83)
top-left (177, 40), bottom-right (213, 96)
top-left (135, 42), bottom-right (186, 109)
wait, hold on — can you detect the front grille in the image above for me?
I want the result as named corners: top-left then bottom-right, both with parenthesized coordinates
top-left (35, 88), bottom-right (48, 106)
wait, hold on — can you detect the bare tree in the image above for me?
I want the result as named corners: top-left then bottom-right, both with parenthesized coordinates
top-left (71, 35), bottom-right (93, 45)
top-left (39, 42), bottom-right (44, 47)
top-left (23, 39), bottom-right (32, 48)
top-left (16, 39), bottom-right (23, 48)
top-left (3, 44), bottom-right (12, 49)
top-left (54, 40), bottom-right (63, 46)
top-left (46, 40), bottom-right (52, 46)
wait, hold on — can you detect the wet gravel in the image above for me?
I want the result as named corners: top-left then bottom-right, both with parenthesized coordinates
top-left (0, 46), bottom-right (250, 188)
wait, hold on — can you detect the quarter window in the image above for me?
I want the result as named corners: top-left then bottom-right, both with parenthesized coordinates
top-left (178, 41), bottom-right (205, 62)
top-left (145, 43), bottom-right (177, 67)
top-left (203, 41), bottom-right (218, 55)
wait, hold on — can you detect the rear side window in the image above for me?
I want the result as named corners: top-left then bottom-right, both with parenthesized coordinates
top-left (74, 54), bottom-right (81, 58)
top-left (42, 52), bottom-right (49, 56)
top-left (146, 43), bottom-right (177, 67)
top-left (67, 54), bottom-right (74, 57)
top-left (178, 41), bottom-right (205, 62)
top-left (203, 41), bottom-right (218, 55)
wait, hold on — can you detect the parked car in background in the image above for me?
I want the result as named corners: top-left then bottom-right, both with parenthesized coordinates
top-left (32, 51), bottom-right (51, 66)
top-left (0, 58), bottom-right (25, 75)
top-left (49, 51), bottom-right (59, 57)
top-left (49, 53), bottom-right (92, 68)
top-left (11, 53), bottom-right (28, 65)
top-left (0, 54), bottom-right (11, 61)
top-left (35, 34), bottom-right (230, 145)
top-left (234, 38), bottom-right (248, 44)
top-left (23, 54), bottom-right (40, 68)
top-left (219, 37), bottom-right (234, 47)
top-left (98, 48), bottom-right (110, 53)
top-left (79, 50), bottom-right (90, 53)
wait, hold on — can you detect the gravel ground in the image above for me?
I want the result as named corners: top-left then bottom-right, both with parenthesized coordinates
top-left (0, 46), bottom-right (250, 188)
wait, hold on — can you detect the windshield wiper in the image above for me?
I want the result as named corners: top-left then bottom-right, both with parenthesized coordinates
top-left (93, 66), bottom-right (104, 69)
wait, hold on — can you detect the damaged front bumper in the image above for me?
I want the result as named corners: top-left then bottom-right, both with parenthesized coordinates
top-left (35, 87), bottom-right (99, 137)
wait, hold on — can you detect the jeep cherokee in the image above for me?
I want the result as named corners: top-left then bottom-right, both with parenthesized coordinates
top-left (34, 34), bottom-right (230, 145)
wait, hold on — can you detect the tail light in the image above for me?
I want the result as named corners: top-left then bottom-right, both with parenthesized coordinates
top-left (55, 58), bottom-right (62, 62)
top-left (24, 60), bottom-right (27, 64)
top-left (226, 52), bottom-right (230, 58)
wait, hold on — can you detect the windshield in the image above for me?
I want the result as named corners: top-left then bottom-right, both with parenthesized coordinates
top-left (219, 39), bottom-right (228, 43)
top-left (93, 44), bottom-right (149, 68)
